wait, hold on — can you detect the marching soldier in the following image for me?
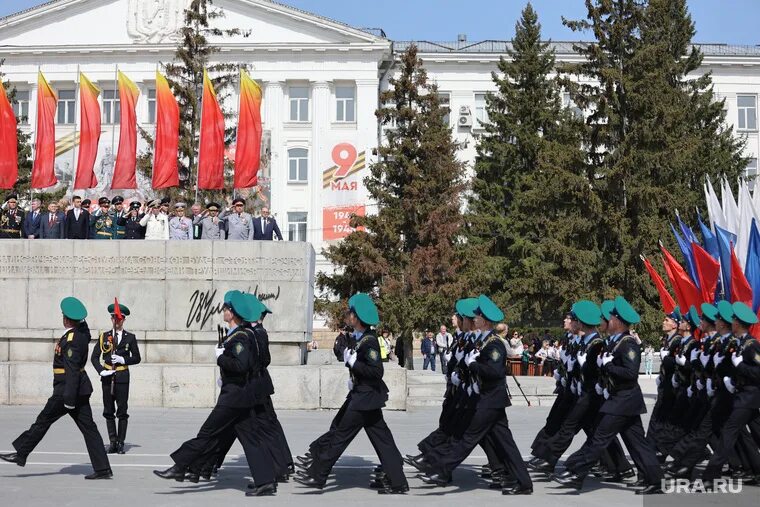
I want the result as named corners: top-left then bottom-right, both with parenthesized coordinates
top-left (111, 196), bottom-right (126, 239)
top-left (0, 297), bottom-right (112, 479)
top-left (195, 202), bottom-right (226, 239)
top-left (0, 193), bottom-right (24, 238)
top-left (90, 197), bottom-right (116, 239)
top-left (225, 198), bottom-right (253, 240)
top-left (90, 301), bottom-right (141, 454)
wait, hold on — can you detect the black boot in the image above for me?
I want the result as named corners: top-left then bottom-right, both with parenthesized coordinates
top-left (106, 419), bottom-right (118, 453)
top-left (117, 419), bottom-right (128, 453)
top-left (552, 470), bottom-right (584, 490)
top-left (0, 452), bottom-right (26, 467)
top-left (85, 469), bottom-right (113, 480)
top-left (377, 483), bottom-right (409, 495)
top-left (153, 464), bottom-right (188, 481)
top-left (246, 482), bottom-right (277, 496)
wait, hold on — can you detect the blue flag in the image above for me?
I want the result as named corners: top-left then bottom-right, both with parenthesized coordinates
top-left (677, 214), bottom-right (700, 245)
top-left (697, 210), bottom-right (719, 260)
top-left (715, 224), bottom-right (737, 299)
top-left (671, 223), bottom-right (700, 288)
top-left (745, 219), bottom-right (760, 313)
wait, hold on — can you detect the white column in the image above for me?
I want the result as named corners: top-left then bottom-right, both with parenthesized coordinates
top-left (264, 81), bottom-right (285, 222)
top-left (310, 80), bottom-right (330, 246)
top-left (355, 78), bottom-right (378, 147)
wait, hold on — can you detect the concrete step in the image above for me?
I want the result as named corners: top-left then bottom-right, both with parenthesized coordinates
top-left (407, 384), bottom-right (446, 398)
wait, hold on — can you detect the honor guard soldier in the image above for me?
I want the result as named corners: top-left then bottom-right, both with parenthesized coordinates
top-left (120, 201), bottom-right (145, 239)
top-left (0, 297), bottom-right (112, 479)
top-left (225, 198), bottom-right (253, 240)
top-left (196, 202), bottom-right (226, 239)
top-left (90, 197), bottom-right (116, 239)
top-left (0, 193), bottom-right (24, 238)
top-left (169, 202), bottom-right (193, 240)
top-left (91, 300), bottom-right (141, 454)
top-left (111, 196), bottom-right (126, 239)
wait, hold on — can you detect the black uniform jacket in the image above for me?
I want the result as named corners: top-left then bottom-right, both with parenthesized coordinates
top-left (347, 329), bottom-right (389, 411)
top-left (216, 327), bottom-right (254, 408)
top-left (118, 213), bottom-right (146, 239)
top-left (468, 330), bottom-right (510, 409)
top-left (53, 321), bottom-right (94, 407)
top-left (600, 333), bottom-right (646, 416)
top-left (578, 332), bottom-right (605, 394)
top-left (90, 329), bottom-right (141, 384)
top-left (250, 322), bottom-right (275, 397)
top-left (733, 335), bottom-right (760, 409)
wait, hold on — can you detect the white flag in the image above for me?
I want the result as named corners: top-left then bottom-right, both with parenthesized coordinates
top-left (705, 178), bottom-right (726, 231)
top-left (737, 180), bottom-right (755, 268)
top-left (721, 177), bottom-right (739, 234)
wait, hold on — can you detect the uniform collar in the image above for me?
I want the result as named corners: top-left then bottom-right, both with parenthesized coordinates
top-left (227, 325), bottom-right (238, 337)
top-left (608, 333), bottom-right (623, 343)
top-left (583, 331), bottom-right (598, 344)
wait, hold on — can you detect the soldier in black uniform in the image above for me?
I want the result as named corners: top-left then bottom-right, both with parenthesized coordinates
top-left (0, 193), bottom-right (24, 238)
top-left (553, 296), bottom-right (663, 495)
top-left (295, 293), bottom-right (409, 494)
top-left (0, 297), bottom-right (112, 479)
top-left (90, 197), bottom-right (116, 239)
top-left (111, 196), bottom-right (126, 239)
top-left (119, 201), bottom-right (145, 239)
top-left (90, 301), bottom-right (141, 454)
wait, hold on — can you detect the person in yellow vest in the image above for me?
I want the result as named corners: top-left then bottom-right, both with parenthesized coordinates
top-left (378, 330), bottom-right (389, 362)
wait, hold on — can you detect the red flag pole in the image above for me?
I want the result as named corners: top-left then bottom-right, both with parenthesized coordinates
top-left (195, 69), bottom-right (205, 204)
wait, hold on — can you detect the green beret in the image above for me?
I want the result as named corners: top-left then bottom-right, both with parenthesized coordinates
top-left (227, 291), bottom-right (256, 322)
top-left (455, 298), bottom-right (478, 318)
top-left (716, 300), bottom-right (734, 324)
top-left (244, 293), bottom-right (271, 322)
top-left (685, 305), bottom-right (701, 328)
top-left (476, 294), bottom-right (504, 323)
top-left (571, 300), bottom-right (602, 326)
top-left (349, 293), bottom-right (379, 326)
top-left (666, 306), bottom-right (682, 323)
top-left (224, 290), bottom-right (243, 305)
top-left (107, 303), bottom-right (130, 317)
top-left (612, 296), bottom-right (640, 325)
top-left (61, 296), bottom-right (87, 321)
top-left (732, 302), bottom-right (758, 325)
top-left (701, 303), bottom-right (719, 323)
top-left (600, 300), bottom-right (615, 321)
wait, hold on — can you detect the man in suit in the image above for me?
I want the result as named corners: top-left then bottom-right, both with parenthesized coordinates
top-left (90, 301), bottom-right (141, 454)
top-left (40, 201), bottom-right (66, 239)
top-left (253, 207), bottom-right (283, 241)
top-left (22, 198), bottom-right (42, 238)
top-left (65, 195), bottom-right (90, 239)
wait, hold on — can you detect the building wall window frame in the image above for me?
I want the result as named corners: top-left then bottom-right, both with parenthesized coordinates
top-left (438, 92), bottom-right (451, 126)
top-left (288, 84), bottom-right (310, 123)
top-left (737, 94), bottom-right (757, 131)
top-left (474, 92), bottom-right (489, 128)
top-left (147, 87), bottom-right (156, 124)
top-left (11, 89), bottom-right (30, 124)
top-left (102, 88), bottom-right (121, 125)
top-left (746, 158), bottom-right (758, 191)
top-left (57, 89), bottom-right (76, 125)
top-left (335, 83), bottom-right (356, 123)
top-left (287, 147), bottom-right (309, 182)
top-left (287, 211), bottom-right (308, 242)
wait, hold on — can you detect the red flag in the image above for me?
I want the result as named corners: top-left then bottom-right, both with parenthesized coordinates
top-left (73, 72), bottom-right (100, 189)
top-left (113, 297), bottom-right (123, 321)
top-left (729, 242), bottom-right (753, 305)
top-left (234, 69), bottom-right (262, 189)
top-left (0, 83), bottom-right (18, 189)
top-left (111, 71), bottom-right (139, 189)
top-left (660, 243), bottom-right (701, 313)
top-left (153, 71), bottom-right (179, 189)
top-left (197, 70), bottom-right (225, 190)
top-left (692, 242), bottom-right (720, 305)
top-left (643, 256), bottom-right (676, 314)
top-left (31, 72), bottom-right (57, 189)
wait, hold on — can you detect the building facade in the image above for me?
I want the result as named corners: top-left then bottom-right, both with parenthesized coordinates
top-left (1, 0), bottom-right (759, 282)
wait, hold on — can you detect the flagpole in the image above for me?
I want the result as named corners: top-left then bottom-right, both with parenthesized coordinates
top-left (152, 63), bottom-right (159, 188)
top-left (233, 65), bottom-right (242, 201)
top-left (195, 69), bottom-right (205, 204)
top-left (31, 65), bottom-right (40, 201)
top-left (72, 64), bottom-right (80, 197)
top-left (110, 63), bottom-right (118, 183)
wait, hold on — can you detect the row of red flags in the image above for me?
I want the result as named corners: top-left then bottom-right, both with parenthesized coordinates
top-left (0, 69), bottom-right (262, 190)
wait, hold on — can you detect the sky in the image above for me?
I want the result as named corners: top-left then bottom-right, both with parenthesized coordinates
top-left (1, 0), bottom-right (760, 45)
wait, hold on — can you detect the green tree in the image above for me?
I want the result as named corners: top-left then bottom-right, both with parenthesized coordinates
top-left (316, 45), bottom-right (468, 368)
top-left (467, 3), bottom-right (599, 325)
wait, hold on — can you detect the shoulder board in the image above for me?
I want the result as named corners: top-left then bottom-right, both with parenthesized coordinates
top-left (67, 332), bottom-right (74, 342)
top-left (589, 337), bottom-right (604, 347)
top-left (613, 334), bottom-right (636, 352)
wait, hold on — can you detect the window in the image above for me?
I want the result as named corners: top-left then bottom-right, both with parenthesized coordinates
top-left (335, 84), bottom-right (356, 122)
top-left (563, 93), bottom-right (583, 118)
top-left (747, 158), bottom-right (758, 191)
top-left (287, 212), bottom-right (307, 242)
top-left (438, 92), bottom-right (451, 126)
top-left (289, 85), bottom-right (309, 122)
top-left (11, 90), bottom-right (29, 124)
top-left (737, 95), bottom-right (757, 131)
top-left (102, 89), bottom-right (120, 124)
top-left (147, 88), bottom-right (156, 123)
top-left (474, 93), bottom-right (488, 127)
top-left (57, 90), bottom-right (76, 124)
top-left (287, 148), bottom-right (309, 182)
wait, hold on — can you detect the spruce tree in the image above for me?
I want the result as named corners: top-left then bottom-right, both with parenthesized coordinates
top-left (317, 45), bottom-right (467, 368)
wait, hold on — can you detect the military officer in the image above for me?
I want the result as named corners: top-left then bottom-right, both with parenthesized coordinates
top-left (111, 196), bottom-right (126, 239)
top-left (169, 202), bottom-right (193, 240)
top-left (119, 201), bottom-right (145, 239)
top-left (0, 297), bottom-right (112, 479)
top-left (90, 301), bottom-right (141, 454)
top-left (195, 202), bottom-right (226, 239)
top-left (0, 193), bottom-right (24, 238)
top-left (295, 293), bottom-right (409, 494)
top-left (90, 197), bottom-right (116, 239)
top-left (224, 198), bottom-right (253, 240)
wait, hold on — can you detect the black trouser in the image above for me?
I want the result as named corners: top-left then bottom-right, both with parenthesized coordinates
top-left (428, 407), bottom-right (531, 488)
top-left (258, 397), bottom-right (293, 475)
top-left (670, 391), bottom-right (729, 468)
top-left (418, 392), bottom-right (457, 455)
top-left (307, 407), bottom-right (406, 487)
top-left (703, 405), bottom-right (760, 480)
top-left (12, 395), bottom-right (110, 473)
top-left (531, 387), bottom-right (575, 453)
top-left (308, 398), bottom-right (349, 458)
top-left (102, 381), bottom-right (129, 443)
top-left (564, 413), bottom-right (662, 486)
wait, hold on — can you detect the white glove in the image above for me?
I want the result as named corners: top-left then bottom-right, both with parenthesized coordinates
top-left (655, 375), bottom-right (661, 387)
top-left (342, 347), bottom-right (351, 364)
top-left (347, 350), bottom-right (357, 368)
top-left (696, 379), bottom-right (704, 390)
top-left (723, 376), bottom-right (736, 394)
top-left (553, 370), bottom-right (561, 381)
top-left (699, 352), bottom-right (710, 368)
top-left (472, 383), bottom-right (480, 395)
top-left (596, 355), bottom-right (603, 367)
top-left (464, 350), bottom-right (480, 366)
top-left (215, 347), bottom-right (224, 359)
top-left (675, 354), bottom-right (686, 366)
top-left (444, 351), bottom-right (453, 364)
top-left (713, 353), bottom-right (724, 366)
top-left (560, 349), bottom-right (567, 363)
top-left (690, 349), bottom-right (699, 362)
top-left (467, 385), bottom-right (473, 396)
top-left (595, 383), bottom-right (603, 396)
top-left (602, 353), bottom-right (613, 366)
top-left (706, 378), bottom-right (713, 392)
top-left (111, 354), bottom-right (125, 365)
top-left (706, 385), bottom-right (716, 398)
top-left (660, 348), bottom-right (669, 360)
top-left (100, 370), bottom-right (115, 377)
top-left (217, 377), bottom-right (222, 387)
top-left (64, 404), bottom-right (75, 410)
top-left (560, 377), bottom-right (567, 387)
top-left (451, 371), bottom-right (461, 387)
top-left (671, 375), bottom-right (679, 388)
top-left (687, 386), bottom-right (693, 398)
top-left (577, 351), bottom-right (587, 367)
top-left (455, 348), bottom-right (465, 362)
top-left (567, 358), bottom-right (576, 372)
top-left (570, 381), bottom-right (577, 395)
top-left (347, 379), bottom-right (353, 391)
top-left (603, 388), bottom-right (610, 400)
top-left (732, 352), bottom-right (743, 367)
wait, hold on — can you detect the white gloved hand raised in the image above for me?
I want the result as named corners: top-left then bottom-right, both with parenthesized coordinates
top-left (347, 350), bottom-right (358, 368)
top-left (713, 353), bottom-right (725, 366)
top-left (577, 351), bottom-right (587, 367)
top-left (444, 351), bottom-right (453, 364)
top-left (464, 350), bottom-right (480, 366)
top-left (671, 375), bottom-right (679, 388)
top-left (467, 385), bottom-right (473, 397)
top-left (215, 347), bottom-right (224, 359)
top-left (732, 352), bottom-right (743, 367)
top-left (451, 371), bottom-right (461, 387)
top-left (567, 358), bottom-right (576, 372)
top-left (560, 377), bottom-right (567, 388)
top-left (659, 348), bottom-right (669, 360)
top-left (602, 353), bottom-right (614, 366)
top-left (699, 352), bottom-right (710, 368)
top-left (675, 354), bottom-right (686, 366)
top-left (596, 355), bottom-right (603, 367)
top-left (690, 349), bottom-right (699, 362)
top-left (111, 354), bottom-right (125, 365)
top-left (100, 370), bottom-right (115, 377)
top-left (595, 383), bottom-right (604, 396)
top-left (723, 376), bottom-right (736, 394)
top-left (560, 349), bottom-right (567, 363)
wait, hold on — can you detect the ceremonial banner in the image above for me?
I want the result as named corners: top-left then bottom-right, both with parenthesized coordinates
top-left (322, 142), bottom-right (367, 241)
top-left (0, 83), bottom-right (18, 189)
top-left (234, 69), bottom-right (262, 189)
top-left (729, 242), bottom-right (753, 305)
top-left (31, 72), bottom-right (58, 189)
top-left (660, 244), bottom-right (701, 312)
top-left (111, 71), bottom-right (139, 189)
top-left (197, 69), bottom-right (224, 190)
top-left (691, 242), bottom-right (720, 305)
top-left (73, 72), bottom-right (101, 189)
top-left (643, 257), bottom-right (676, 314)
top-left (153, 71), bottom-right (179, 189)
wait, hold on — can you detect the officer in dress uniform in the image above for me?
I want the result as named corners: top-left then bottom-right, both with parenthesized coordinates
top-left (0, 297), bottom-right (112, 479)
top-left (224, 198), bottom-right (253, 240)
top-left (196, 202), bottom-right (226, 239)
top-left (111, 196), bottom-right (126, 239)
top-left (0, 193), bottom-right (24, 238)
top-left (90, 301), bottom-right (141, 454)
top-left (169, 203), bottom-right (193, 240)
top-left (295, 293), bottom-right (409, 494)
top-left (554, 296), bottom-right (663, 495)
top-left (119, 201), bottom-right (145, 239)
top-left (90, 197), bottom-right (116, 239)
